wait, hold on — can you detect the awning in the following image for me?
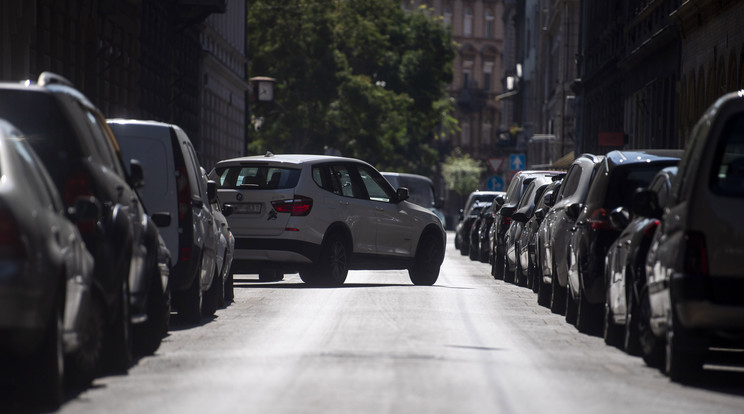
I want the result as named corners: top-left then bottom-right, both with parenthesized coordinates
top-left (550, 151), bottom-right (574, 169)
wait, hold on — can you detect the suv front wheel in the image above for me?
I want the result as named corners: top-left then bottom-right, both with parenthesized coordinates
top-left (409, 231), bottom-right (443, 286)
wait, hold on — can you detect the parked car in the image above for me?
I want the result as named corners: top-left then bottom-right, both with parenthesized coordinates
top-left (455, 191), bottom-right (502, 251)
top-left (458, 201), bottom-right (489, 257)
top-left (539, 154), bottom-right (605, 314)
top-left (565, 150), bottom-right (682, 334)
top-left (209, 153), bottom-right (446, 286)
top-left (604, 167), bottom-right (678, 355)
top-left (200, 166), bottom-right (233, 311)
top-left (0, 119), bottom-right (98, 409)
top-left (381, 172), bottom-right (445, 226)
top-left (525, 178), bottom-right (562, 296)
top-left (207, 171), bottom-right (235, 304)
top-left (477, 198), bottom-right (506, 263)
top-left (533, 179), bottom-right (563, 305)
top-left (468, 201), bottom-right (492, 261)
top-left (509, 175), bottom-right (555, 287)
top-left (491, 170), bottom-right (563, 281)
top-left (640, 91), bottom-right (744, 382)
top-left (0, 72), bottom-right (150, 378)
top-left (108, 119), bottom-right (221, 324)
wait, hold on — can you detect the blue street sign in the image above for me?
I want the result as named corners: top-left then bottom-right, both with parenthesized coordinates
top-left (510, 153), bottom-right (525, 171)
top-left (486, 175), bottom-right (504, 191)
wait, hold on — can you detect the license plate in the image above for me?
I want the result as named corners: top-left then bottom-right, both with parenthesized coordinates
top-left (234, 203), bottom-right (262, 214)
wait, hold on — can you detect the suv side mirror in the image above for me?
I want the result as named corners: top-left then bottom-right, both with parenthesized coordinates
top-left (543, 190), bottom-right (556, 207)
top-left (129, 159), bottom-right (145, 189)
top-left (222, 204), bottom-right (234, 217)
top-left (632, 189), bottom-right (662, 219)
top-left (207, 180), bottom-right (218, 205)
top-left (608, 206), bottom-right (630, 230)
top-left (396, 187), bottom-right (409, 203)
top-left (566, 202), bottom-right (582, 220)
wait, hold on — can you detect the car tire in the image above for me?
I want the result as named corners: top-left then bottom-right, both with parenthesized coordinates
top-left (224, 271), bottom-right (234, 303)
top-left (202, 264), bottom-right (222, 317)
top-left (259, 270), bottom-right (283, 282)
top-left (638, 287), bottom-right (664, 368)
top-left (603, 304), bottom-right (624, 347)
top-left (314, 232), bottom-right (349, 286)
top-left (565, 288), bottom-right (578, 325)
top-left (576, 288), bottom-right (602, 335)
top-left (492, 252), bottom-right (504, 280)
top-left (176, 272), bottom-right (203, 325)
top-left (624, 285), bottom-right (641, 356)
top-left (550, 271), bottom-right (566, 315)
top-left (132, 270), bottom-right (169, 356)
top-left (537, 279), bottom-right (551, 307)
top-left (104, 280), bottom-right (132, 374)
top-left (665, 308), bottom-right (706, 383)
top-left (409, 231), bottom-right (443, 286)
top-left (30, 300), bottom-right (64, 410)
top-left (66, 294), bottom-right (105, 387)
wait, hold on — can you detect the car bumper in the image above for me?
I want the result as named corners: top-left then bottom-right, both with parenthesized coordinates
top-left (671, 272), bottom-right (744, 331)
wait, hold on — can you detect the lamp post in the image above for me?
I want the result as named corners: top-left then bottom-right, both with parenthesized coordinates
top-left (245, 76), bottom-right (276, 155)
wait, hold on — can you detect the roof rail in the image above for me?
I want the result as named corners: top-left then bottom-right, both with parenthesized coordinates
top-left (37, 71), bottom-right (74, 87)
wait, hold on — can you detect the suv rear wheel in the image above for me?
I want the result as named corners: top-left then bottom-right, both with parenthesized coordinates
top-left (303, 232), bottom-right (348, 286)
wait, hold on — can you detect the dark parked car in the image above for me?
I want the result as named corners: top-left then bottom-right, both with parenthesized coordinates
top-left (539, 154), bottom-right (604, 314)
top-left (565, 150), bottom-right (682, 334)
top-left (458, 201), bottom-right (489, 256)
top-left (0, 72), bottom-right (154, 378)
top-left (604, 167), bottom-right (677, 355)
top-left (491, 170), bottom-right (563, 281)
top-left (477, 198), bottom-right (505, 263)
top-left (0, 120), bottom-right (97, 409)
top-left (509, 176), bottom-right (556, 287)
top-left (642, 92), bottom-right (744, 382)
top-left (526, 178), bottom-right (562, 297)
top-left (455, 191), bottom-right (502, 251)
top-left (468, 201), bottom-right (492, 261)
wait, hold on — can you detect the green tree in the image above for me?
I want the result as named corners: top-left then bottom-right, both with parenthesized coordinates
top-left (246, 0), bottom-right (455, 174)
top-left (441, 150), bottom-right (486, 196)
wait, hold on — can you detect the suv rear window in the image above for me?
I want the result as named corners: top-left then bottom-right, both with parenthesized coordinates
top-left (712, 114), bottom-right (744, 196)
top-left (211, 166), bottom-right (301, 189)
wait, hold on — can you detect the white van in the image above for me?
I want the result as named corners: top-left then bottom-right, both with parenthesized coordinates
top-left (108, 119), bottom-right (221, 323)
top-left (381, 172), bottom-right (445, 225)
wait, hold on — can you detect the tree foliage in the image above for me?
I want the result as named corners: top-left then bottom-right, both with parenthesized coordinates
top-left (441, 150), bottom-right (486, 196)
top-left (246, 0), bottom-right (455, 174)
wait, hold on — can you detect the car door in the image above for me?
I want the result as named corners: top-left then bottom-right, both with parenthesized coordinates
top-left (353, 164), bottom-right (417, 257)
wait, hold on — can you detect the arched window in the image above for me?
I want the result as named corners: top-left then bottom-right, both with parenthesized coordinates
top-left (464, 7), bottom-right (473, 37)
top-left (483, 61), bottom-right (494, 92)
top-left (443, 5), bottom-right (452, 26)
top-left (485, 10), bottom-right (494, 39)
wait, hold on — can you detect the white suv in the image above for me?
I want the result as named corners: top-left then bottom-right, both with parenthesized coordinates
top-left (209, 153), bottom-right (446, 286)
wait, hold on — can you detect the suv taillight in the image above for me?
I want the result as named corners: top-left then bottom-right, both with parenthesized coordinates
top-left (0, 209), bottom-right (25, 258)
top-left (683, 231), bottom-right (708, 275)
top-left (588, 208), bottom-right (612, 230)
top-left (272, 195), bottom-right (313, 216)
top-left (642, 219), bottom-right (660, 236)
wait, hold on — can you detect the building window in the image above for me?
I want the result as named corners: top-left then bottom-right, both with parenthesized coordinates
top-left (485, 10), bottom-right (494, 39)
top-left (483, 62), bottom-right (493, 92)
top-left (463, 59), bottom-right (473, 88)
top-left (462, 122), bottom-right (471, 145)
top-left (443, 5), bottom-right (452, 26)
top-left (482, 121), bottom-right (492, 146)
top-left (464, 8), bottom-right (472, 37)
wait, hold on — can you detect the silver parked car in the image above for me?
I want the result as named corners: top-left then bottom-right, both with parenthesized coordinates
top-left (0, 120), bottom-right (97, 409)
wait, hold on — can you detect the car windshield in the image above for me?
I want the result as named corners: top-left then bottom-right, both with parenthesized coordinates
top-left (211, 166), bottom-right (301, 189)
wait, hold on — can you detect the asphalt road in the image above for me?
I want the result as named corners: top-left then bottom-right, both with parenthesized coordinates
top-left (55, 232), bottom-right (744, 414)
